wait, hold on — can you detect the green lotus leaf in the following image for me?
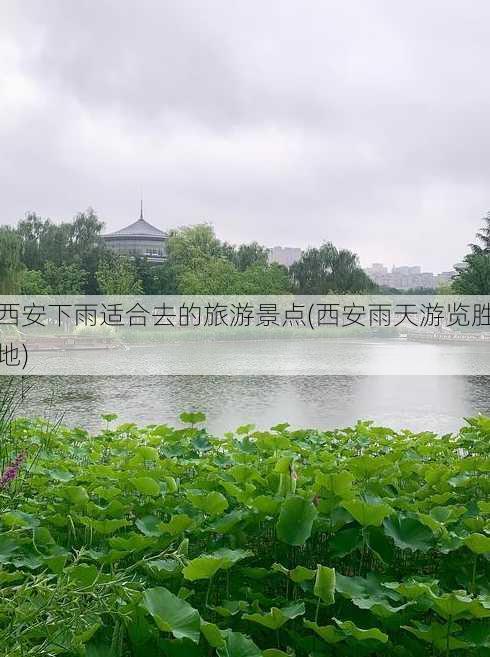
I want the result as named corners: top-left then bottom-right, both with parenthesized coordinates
top-left (289, 565), bottom-right (316, 583)
top-left (79, 518), bottom-right (130, 535)
top-left (304, 619), bottom-right (344, 643)
top-left (463, 533), bottom-right (490, 554)
top-left (2, 511), bottom-right (40, 529)
top-left (366, 525), bottom-right (396, 563)
top-left (213, 600), bottom-right (249, 617)
top-left (101, 413), bottom-right (118, 423)
top-left (66, 563), bottom-right (99, 587)
top-left (187, 490), bottom-right (229, 515)
top-left (276, 495), bottom-right (317, 545)
top-left (183, 555), bottom-right (225, 581)
top-left (430, 591), bottom-right (490, 620)
top-left (108, 533), bottom-right (154, 552)
top-left (131, 476), bottom-right (161, 497)
top-left (341, 499), bottom-right (392, 527)
top-left (351, 596), bottom-right (414, 618)
top-left (47, 468), bottom-right (74, 482)
top-left (333, 618), bottom-right (389, 643)
top-left (212, 548), bottom-right (253, 568)
top-left (403, 621), bottom-right (469, 651)
top-left (179, 412), bottom-right (206, 425)
top-left (255, 433), bottom-right (290, 452)
top-left (61, 485), bottom-right (90, 506)
top-left (314, 565), bottom-right (335, 605)
top-left (201, 620), bottom-right (225, 648)
top-left (328, 526), bottom-right (362, 558)
top-left (244, 602), bottom-right (305, 629)
top-left (252, 495), bottom-right (280, 515)
top-left (383, 515), bottom-right (435, 552)
top-left (141, 586), bottom-right (200, 643)
top-left (430, 505), bottom-right (466, 524)
top-left (383, 579), bottom-right (438, 600)
top-left (135, 515), bottom-right (163, 537)
top-left (217, 630), bottom-right (262, 657)
top-left (160, 514), bottom-right (193, 536)
top-left (183, 549), bottom-right (250, 581)
top-left (209, 509), bottom-right (246, 533)
top-left (235, 424), bottom-right (256, 435)
top-left (315, 470), bottom-right (355, 498)
top-left (131, 446), bottom-right (160, 462)
top-left (92, 485), bottom-right (121, 501)
top-left (146, 558), bottom-right (181, 578)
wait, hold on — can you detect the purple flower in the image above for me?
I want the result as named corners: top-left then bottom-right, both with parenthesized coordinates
top-left (0, 451), bottom-right (26, 489)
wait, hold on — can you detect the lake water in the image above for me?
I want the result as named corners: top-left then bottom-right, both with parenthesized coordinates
top-left (17, 336), bottom-right (490, 375)
top-left (16, 373), bottom-right (490, 435)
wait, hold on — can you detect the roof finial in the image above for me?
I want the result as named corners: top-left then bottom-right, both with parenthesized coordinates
top-left (140, 198), bottom-right (144, 221)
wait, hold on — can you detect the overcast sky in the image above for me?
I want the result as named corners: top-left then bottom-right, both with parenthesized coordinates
top-left (2, 1), bottom-right (490, 271)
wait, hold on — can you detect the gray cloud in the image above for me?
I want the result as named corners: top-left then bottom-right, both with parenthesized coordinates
top-left (2, 0), bottom-right (490, 271)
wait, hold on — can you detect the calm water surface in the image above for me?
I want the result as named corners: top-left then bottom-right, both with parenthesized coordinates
top-left (17, 374), bottom-right (490, 435)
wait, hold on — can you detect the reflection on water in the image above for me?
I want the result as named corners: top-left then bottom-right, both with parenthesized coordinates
top-left (15, 375), bottom-right (490, 435)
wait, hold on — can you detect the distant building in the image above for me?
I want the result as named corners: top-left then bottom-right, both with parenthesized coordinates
top-left (268, 246), bottom-right (302, 268)
top-left (364, 262), bottom-right (457, 290)
top-left (103, 203), bottom-right (168, 263)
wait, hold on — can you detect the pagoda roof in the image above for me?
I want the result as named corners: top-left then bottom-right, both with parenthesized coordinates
top-left (104, 216), bottom-right (166, 239)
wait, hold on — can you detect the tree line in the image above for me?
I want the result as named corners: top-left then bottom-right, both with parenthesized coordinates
top-left (0, 210), bottom-right (376, 295)
top-left (1, 208), bottom-right (488, 295)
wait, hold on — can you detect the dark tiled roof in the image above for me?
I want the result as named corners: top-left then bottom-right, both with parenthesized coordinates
top-left (104, 217), bottom-right (166, 239)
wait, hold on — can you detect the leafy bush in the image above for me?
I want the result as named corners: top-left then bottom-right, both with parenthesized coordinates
top-left (0, 413), bottom-right (489, 656)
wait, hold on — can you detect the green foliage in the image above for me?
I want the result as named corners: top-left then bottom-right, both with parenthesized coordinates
top-left (1, 213), bottom-right (385, 294)
top-left (1, 414), bottom-right (490, 656)
top-left (16, 209), bottom-right (105, 293)
top-left (96, 253), bottom-right (143, 294)
top-left (452, 210), bottom-right (490, 293)
top-left (290, 241), bottom-right (377, 293)
top-left (452, 253), bottom-right (490, 294)
top-left (166, 225), bottom-right (291, 294)
top-left (0, 227), bottom-right (22, 294)
top-left (20, 269), bottom-right (51, 294)
top-left (44, 261), bottom-right (88, 294)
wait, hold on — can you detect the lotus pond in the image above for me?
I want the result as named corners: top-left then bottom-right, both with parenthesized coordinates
top-left (1, 412), bottom-right (489, 656)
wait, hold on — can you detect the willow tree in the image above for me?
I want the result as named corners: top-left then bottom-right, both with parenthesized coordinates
top-left (290, 242), bottom-right (377, 294)
top-left (0, 227), bottom-right (23, 294)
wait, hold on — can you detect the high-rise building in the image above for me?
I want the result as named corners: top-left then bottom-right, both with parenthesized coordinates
top-left (364, 263), bottom-right (457, 290)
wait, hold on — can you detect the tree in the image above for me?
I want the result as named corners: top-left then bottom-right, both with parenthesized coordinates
top-left (43, 262), bottom-right (88, 294)
top-left (224, 242), bottom-right (270, 271)
top-left (140, 261), bottom-right (178, 294)
top-left (16, 208), bottom-right (106, 293)
top-left (166, 224), bottom-right (224, 271)
top-left (177, 259), bottom-right (241, 294)
top-left (20, 270), bottom-right (51, 295)
top-left (17, 213), bottom-right (49, 270)
top-left (69, 209), bottom-right (106, 293)
top-left (0, 227), bottom-right (22, 293)
top-left (452, 253), bottom-right (490, 294)
top-left (96, 254), bottom-right (143, 294)
top-left (470, 211), bottom-right (490, 253)
top-left (240, 263), bottom-right (291, 293)
top-left (290, 242), bottom-right (377, 293)
top-left (17, 213), bottom-right (73, 268)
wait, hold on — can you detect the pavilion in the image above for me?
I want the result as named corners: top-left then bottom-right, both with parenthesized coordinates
top-left (103, 202), bottom-right (168, 263)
